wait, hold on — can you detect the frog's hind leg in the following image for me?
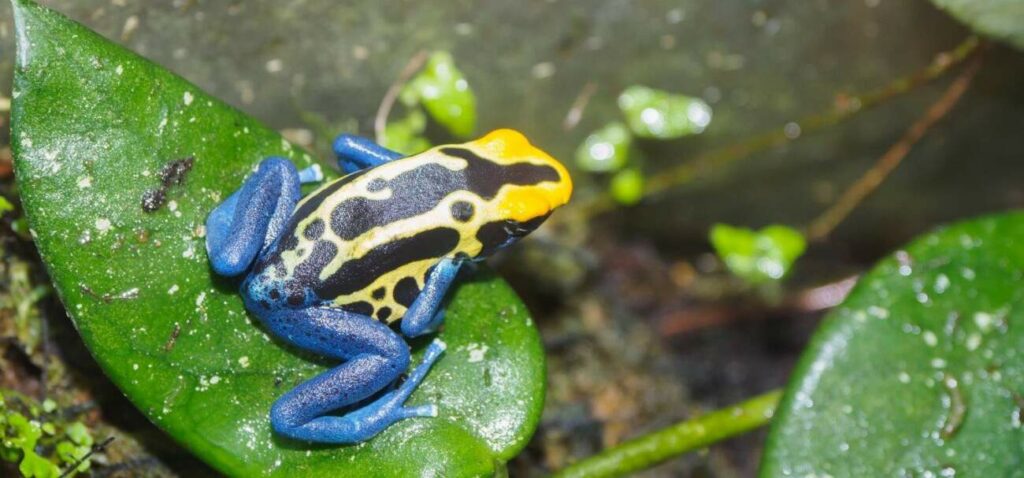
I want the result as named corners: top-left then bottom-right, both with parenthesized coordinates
top-left (266, 307), bottom-right (445, 444)
top-left (206, 157), bottom-right (308, 277)
top-left (333, 134), bottom-right (402, 173)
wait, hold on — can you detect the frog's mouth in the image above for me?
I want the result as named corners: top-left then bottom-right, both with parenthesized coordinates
top-left (503, 213), bottom-right (551, 239)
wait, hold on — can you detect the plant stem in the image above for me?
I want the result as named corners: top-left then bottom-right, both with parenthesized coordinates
top-left (552, 389), bottom-right (783, 478)
top-left (374, 50), bottom-right (430, 145)
top-left (568, 35), bottom-right (981, 222)
top-left (804, 52), bottom-right (983, 241)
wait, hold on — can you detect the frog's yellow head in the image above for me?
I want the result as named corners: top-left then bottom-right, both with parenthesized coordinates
top-left (465, 128), bottom-right (572, 221)
top-left (424, 129), bottom-right (571, 256)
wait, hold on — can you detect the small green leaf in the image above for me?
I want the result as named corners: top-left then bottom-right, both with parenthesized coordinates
top-left (762, 213), bottom-right (1024, 476)
top-left (11, 1), bottom-right (544, 476)
top-left (0, 196), bottom-right (14, 214)
top-left (19, 450), bottom-right (60, 478)
top-left (575, 122), bottom-right (633, 173)
top-left (617, 85), bottom-right (712, 139)
top-left (709, 224), bottom-right (806, 284)
top-left (64, 422), bottom-right (92, 447)
top-left (609, 168), bottom-right (644, 206)
top-left (404, 51), bottom-right (477, 138)
top-left (930, 0), bottom-right (1024, 50)
top-left (382, 109), bottom-right (432, 155)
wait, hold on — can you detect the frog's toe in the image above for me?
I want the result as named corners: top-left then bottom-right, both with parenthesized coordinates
top-left (297, 164), bottom-right (323, 184)
top-left (399, 403), bottom-right (438, 419)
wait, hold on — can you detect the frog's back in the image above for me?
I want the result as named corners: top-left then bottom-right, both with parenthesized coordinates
top-left (247, 139), bottom-right (566, 323)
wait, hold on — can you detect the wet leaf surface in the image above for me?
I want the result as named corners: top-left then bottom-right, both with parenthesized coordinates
top-left (931, 0), bottom-right (1024, 50)
top-left (10, 1), bottom-right (544, 476)
top-left (762, 213), bottom-right (1024, 476)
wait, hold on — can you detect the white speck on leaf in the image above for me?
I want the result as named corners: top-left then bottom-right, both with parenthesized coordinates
top-left (966, 333), bottom-right (982, 351)
top-left (168, 284), bottom-right (179, 295)
top-left (183, 91), bottom-right (194, 106)
top-left (467, 343), bottom-right (489, 363)
top-left (95, 218), bottom-right (112, 232)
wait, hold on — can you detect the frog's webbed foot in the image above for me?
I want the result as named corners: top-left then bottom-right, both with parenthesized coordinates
top-left (347, 339), bottom-right (446, 422)
top-left (265, 307), bottom-right (444, 444)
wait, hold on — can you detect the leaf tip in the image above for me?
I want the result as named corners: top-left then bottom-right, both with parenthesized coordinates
top-left (11, 0), bottom-right (42, 70)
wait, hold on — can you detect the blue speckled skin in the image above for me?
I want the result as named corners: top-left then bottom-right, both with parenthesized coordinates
top-left (206, 137), bottom-right (452, 444)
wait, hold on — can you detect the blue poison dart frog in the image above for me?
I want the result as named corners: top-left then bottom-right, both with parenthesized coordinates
top-left (205, 129), bottom-right (572, 444)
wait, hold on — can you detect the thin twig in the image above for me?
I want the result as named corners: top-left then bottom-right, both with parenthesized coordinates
top-left (657, 275), bottom-right (858, 337)
top-left (805, 54), bottom-right (983, 241)
top-left (39, 302), bottom-right (50, 402)
top-left (786, 275), bottom-right (859, 312)
top-left (567, 36), bottom-right (982, 222)
top-left (374, 50), bottom-right (430, 145)
top-left (562, 82), bottom-right (598, 131)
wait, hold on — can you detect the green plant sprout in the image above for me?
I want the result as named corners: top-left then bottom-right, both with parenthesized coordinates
top-left (0, 391), bottom-right (95, 478)
top-left (709, 224), bottom-right (807, 284)
top-left (381, 50), bottom-right (478, 154)
top-left (575, 86), bottom-right (712, 206)
top-left (575, 121), bottom-right (632, 173)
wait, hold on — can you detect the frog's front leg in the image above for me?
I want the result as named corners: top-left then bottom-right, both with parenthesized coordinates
top-left (265, 307), bottom-right (444, 444)
top-left (401, 258), bottom-right (463, 338)
top-left (206, 157), bottom-right (320, 276)
top-left (333, 134), bottom-right (402, 174)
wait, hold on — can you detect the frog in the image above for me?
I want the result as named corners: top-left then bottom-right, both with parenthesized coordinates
top-left (205, 129), bottom-right (572, 444)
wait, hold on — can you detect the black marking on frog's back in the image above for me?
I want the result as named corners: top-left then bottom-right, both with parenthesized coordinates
top-left (393, 277), bottom-right (420, 308)
top-left (341, 301), bottom-right (374, 316)
top-left (327, 148), bottom-right (560, 241)
top-left (315, 227), bottom-right (461, 299)
top-left (272, 169), bottom-right (368, 254)
top-left (450, 201), bottom-right (474, 222)
top-left (303, 219), bottom-right (325, 240)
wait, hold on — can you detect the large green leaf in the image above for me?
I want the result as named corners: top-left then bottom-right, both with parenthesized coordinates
top-left (762, 213), bottom-right (1024, 476)
top-left (931, 0), bottom-right (1024, 51)
top-left (10, 1), bottom-right (545, 476)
